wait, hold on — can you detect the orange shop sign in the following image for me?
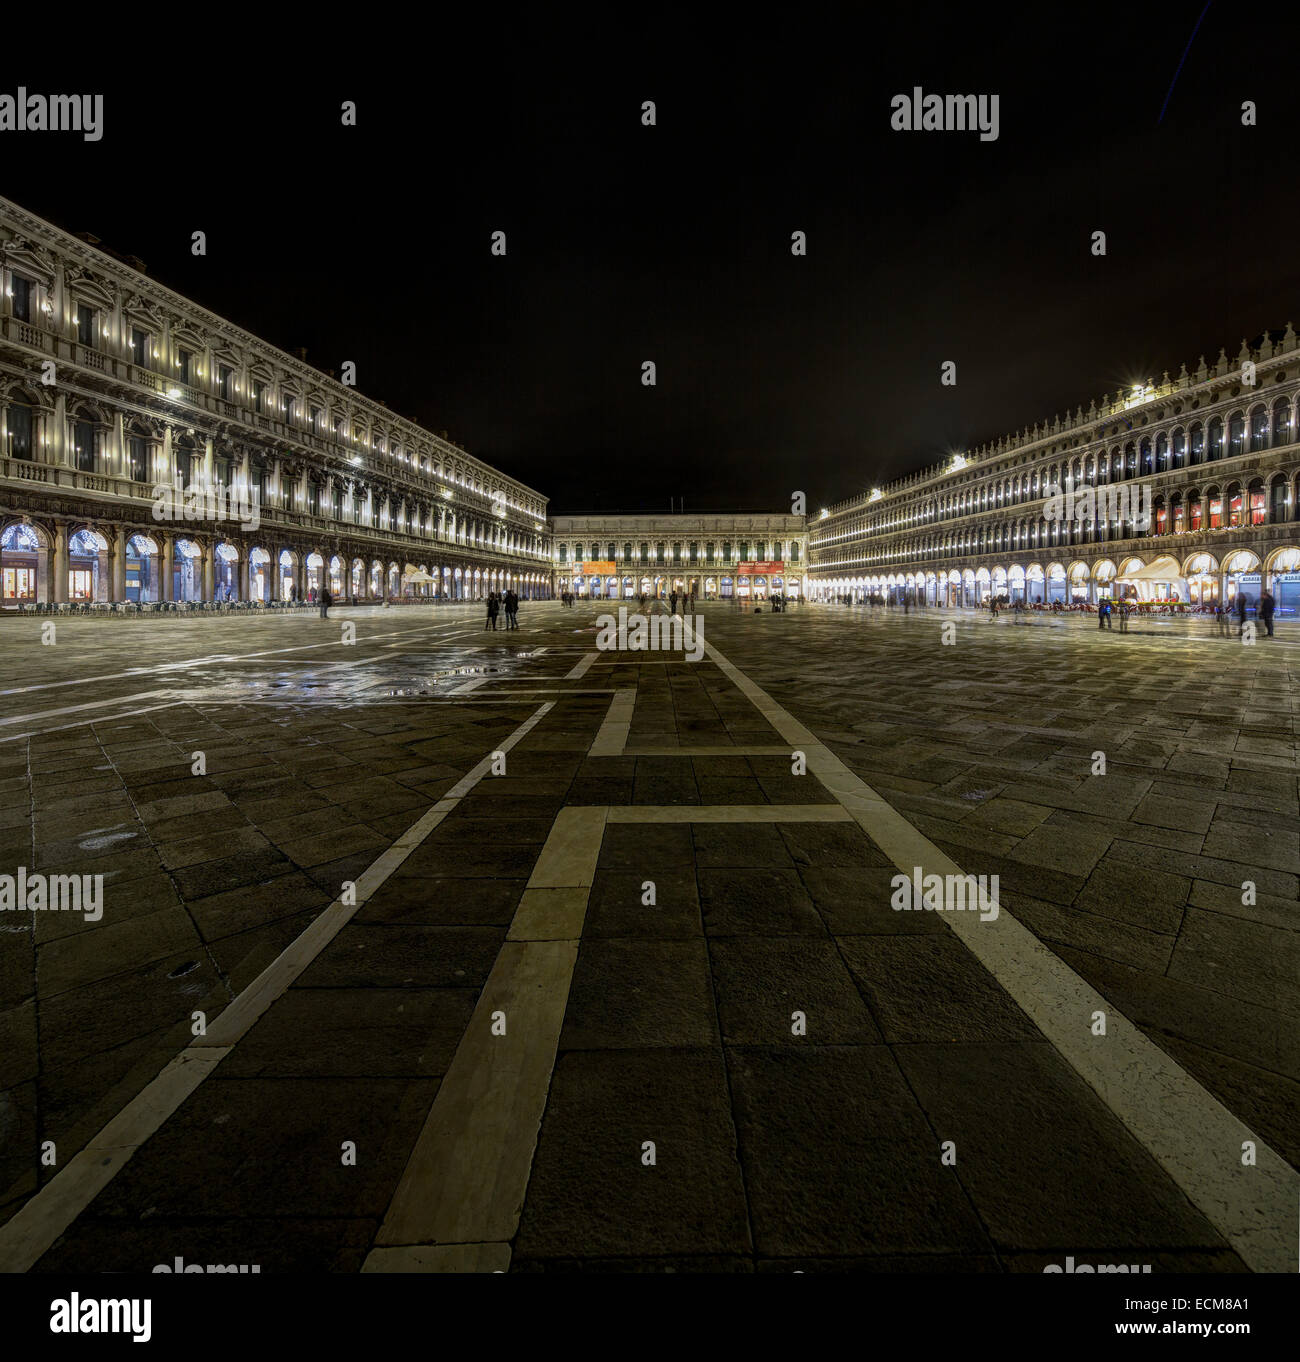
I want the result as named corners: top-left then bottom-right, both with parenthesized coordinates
top-left (579, 561), bottom-right (617, 575)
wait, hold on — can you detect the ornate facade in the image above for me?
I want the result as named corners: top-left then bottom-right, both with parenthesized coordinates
top-left (548, 513), bottom-right (807, 601)
top-left (0, 195), bottom-right (552, 607)
top-left (808, 333), bottom-right (1300, 615)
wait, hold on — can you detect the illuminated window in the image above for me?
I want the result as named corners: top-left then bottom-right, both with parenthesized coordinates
top-left (10, 275), bottom-right (31, 322)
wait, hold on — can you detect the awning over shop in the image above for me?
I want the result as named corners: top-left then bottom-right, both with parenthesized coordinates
top-left (1115, 555), bottom-right (1187, 599)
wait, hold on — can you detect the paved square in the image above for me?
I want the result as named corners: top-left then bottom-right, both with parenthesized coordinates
top-left (0, 599), bottom-right (1295, 1273)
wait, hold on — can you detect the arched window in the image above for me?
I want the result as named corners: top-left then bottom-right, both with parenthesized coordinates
top-left (1226, 483), bottom-right (1243, 527)
top-left (1247, 406), bottom-right (1267, 452)
top-left (1207, 416), bottom-right (1224, 461)
top-left (1269, 476), bottom-right (1287, 523)
top-left (1171, 427), bottom-right (1185, 468)
top-left (1228, 411), bottom-right (1245, 456)
top-left (1206, 488), bottom-right (1223, 529)
top-left (1272, 398), bottom-right (1291, 449)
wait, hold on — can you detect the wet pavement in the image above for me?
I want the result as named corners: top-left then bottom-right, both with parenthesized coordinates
top-left (0, 600), bottom-right (1295, 1272)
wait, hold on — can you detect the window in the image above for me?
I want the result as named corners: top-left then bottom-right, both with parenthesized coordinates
top-left (332, 485), bottom-right (342, 519)
top-left (175, 447), bottom-right (191, 487)
top-left (74, 420), bottom-right (94, 472)
top-left (177, 349), bottom-right (192, 384)
top-left (1272, 401), bottom-right (1290, 448)
top-left (1208, 494), bottom-right (1222, 529)
top-left (1249, 485), bottom-right (1266, 527)
top-left (1229, 414), bottom-right (1245, 455)
top-left (1207, 418), bottom-right (1223, 461)
top-left (129, 437), bottom-right (148, 483)
top-left (131, 328), bottom-right (149, 367)
top-left (8, 403), bottom-right (34, 459)
top-left (253, 380), bottom-right (265, 411)
top-left (76, 306), bottom-right (95, 347)
top-left (219, 365), bottom-right (234, 401)
top-left (11, 275), bottom-right (31, 322)
top-left (308, 481), bottom-right (320, 517)
top-left (310, 405), bottom-right (321, 431)
top-left (1189, 496), bottom-right (1203, 531)
top-left (283, 394), bottom-right (295, 424)
top-left (1271, 480), bottom-right (1287, 523)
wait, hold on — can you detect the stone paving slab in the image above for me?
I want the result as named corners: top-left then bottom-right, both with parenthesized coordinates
top-left (0, 601), bottom-right (1291, 1272)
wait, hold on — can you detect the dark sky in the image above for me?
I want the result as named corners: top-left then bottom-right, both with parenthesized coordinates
top-left (5, 5), bottom-right (1297, 515)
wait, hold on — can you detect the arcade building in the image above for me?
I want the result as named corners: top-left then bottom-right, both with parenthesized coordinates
top-left (808, 333), bottom-right (1300, 617)
top-left (547, 513), bottom-right (807, 602)
top-left (0, 195), bottom-right (552, 610)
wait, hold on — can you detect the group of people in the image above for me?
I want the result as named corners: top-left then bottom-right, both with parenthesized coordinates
top-left (1094, 590), bottom-right (1276, 637)
top-left (484, 589), bottom-right (520, 630)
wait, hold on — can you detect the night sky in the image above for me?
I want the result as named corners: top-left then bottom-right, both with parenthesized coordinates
top-left (5, 5), bottom-right (1297, 515)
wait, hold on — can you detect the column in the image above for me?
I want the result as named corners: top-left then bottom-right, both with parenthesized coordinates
top-left (53, 392), bottom-right (68, 467)
top-left (202, 542), bottom-right (215, 602)
top-left (160, 532), bottom-right (173, 602)
top-left (51, 522), bottom-right (68, 603)
top-left (160, 426), bottom-right (173, 489)
top-left (112, 527), bottom-right (126, 600)
top-left (238, 550), bottom-right (250, 602)
top-left (114, 411), bottom-right (127, 480)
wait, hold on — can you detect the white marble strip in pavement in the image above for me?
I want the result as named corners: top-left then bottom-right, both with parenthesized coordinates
top-left (0, 688), bottom-right (169, 728)
top-left (0, 701), bottom-right (183, 745)
top-left (588, 687), bottom-right (637, 756)
top-left (368, 805), bottom-right (606, 1266)
top-left (564, 651), bottom-right (598, 679)
top-left (0, 701), bottom-right (557, 1274)
top-left (701, 635), bottom-right (1300, 1273)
